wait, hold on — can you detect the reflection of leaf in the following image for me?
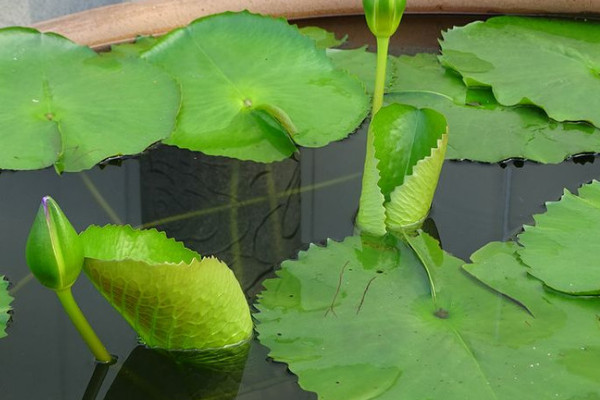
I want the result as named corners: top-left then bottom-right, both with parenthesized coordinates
top-left (518, 180), bottom-right (600, 295)
top-left (0, 276), bottom-right (12, 339)
top-left (299, 26), bottom-right (346, 49)
top-left (104, 344), bottom-right (248, 400)
top-left (81, 225), bottom-right (252, 350)
top-left (388, 53), bottom-right (600, 164)
top-left (440, 16), bottom-right (600, 127)
top-left (257, 233), bottom-right (600, 399)
top-left (0, 28), bottom-right (179, 172)
top-left (142, 12), bottom-right (369, 162)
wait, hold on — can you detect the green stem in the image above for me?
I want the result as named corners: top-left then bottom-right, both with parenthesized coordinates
top-left (372, 36), bottom-right (390, 115)
top-left (356, 36), bottom-right (391, 236)
top-left (55, 288), bottom-right (112, 363)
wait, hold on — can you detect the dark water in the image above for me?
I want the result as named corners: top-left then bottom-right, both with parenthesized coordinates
top-left (2, 14), bottom-right (600, 400)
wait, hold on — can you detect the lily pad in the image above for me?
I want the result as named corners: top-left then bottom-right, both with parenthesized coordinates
top-left (142, 12), bottom-right (369, 162)
top-left (0, 276), bottom-right (12, 339)
top-left (464, 241), bottom-right (600, 391)
top-left (256, 233), bottom-right (600, 399)
top-left (81, 225), bottom-right (252, 350)
top-left (440, 16), bottom-right (600, 126)
top-left (0, 28), bottom-right (179, 172)
top-left (518, 180), bottom-right (600, 295)
top-left (388, 54), bottom-right (600, 163)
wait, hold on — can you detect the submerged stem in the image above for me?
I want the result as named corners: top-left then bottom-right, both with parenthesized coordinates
top-left (55, 288), bottom-right (112, 363)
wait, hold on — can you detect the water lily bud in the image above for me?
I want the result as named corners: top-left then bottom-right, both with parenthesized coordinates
top-left (25, 196), bottom-right (83, 291)
top-left (363, 0), bottom-right (407, 38)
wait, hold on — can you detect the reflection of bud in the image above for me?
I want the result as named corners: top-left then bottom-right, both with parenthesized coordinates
top-left (363, 0), bottom-right (407, 38)
top-left (25, 196), bottom-right (83, 291)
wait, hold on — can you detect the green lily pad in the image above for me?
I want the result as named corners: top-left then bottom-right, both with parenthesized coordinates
top-left (299, 26), bottom-right (346, 49)
top-left (388, 53), bottom-right (600, 163)
top-left (0, 276), bottom-right (12, 339)
top-left (464, 241), bottom-right (600, 391)
top-left (0, 28), bottom-right (179, 172)
top-left (440, 16), bottom-right (600, 126)
top-left (142, 12), bottom-right (369, 162)
top-left (328, 47), bottom-right (396, 95)
top-left (81, 225), bottom-right (252, 350)
top-left (256, 233), bottom-right (600, 399)
top-left (518, 180), bottom-right (600, 295)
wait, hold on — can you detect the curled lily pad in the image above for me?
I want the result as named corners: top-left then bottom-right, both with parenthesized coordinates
top-left (440, 16), bottom-right (600, 127)
top-left (81, 225), bottom-right (252, 350)
top-left (256, 233), bottom-right (600, 399)
top-left (357, 104), bottom-right (447, 235)
top-left (518, 180), bottom-right (600, 295)
top-left (0, 28), bottom-right (179, 172)
top-left (0, 276), bottom-right (12, 339)
top-left (142, 11), bottom-right (369, 162)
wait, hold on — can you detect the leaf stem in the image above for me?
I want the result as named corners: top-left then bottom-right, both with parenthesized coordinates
top-left (55, 288), bottom-right (112, 363)
top-left (402, 231), bottom-right (438, 309)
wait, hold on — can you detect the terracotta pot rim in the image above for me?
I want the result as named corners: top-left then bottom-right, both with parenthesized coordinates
top-left (31, 0), bottom-right (600, 49)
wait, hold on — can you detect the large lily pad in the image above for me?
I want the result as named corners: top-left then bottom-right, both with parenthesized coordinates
top-left (142, 12), bottom-right (369, 162)
top-left (518, 180), bottom-right (600, 295)
top-left (440, 16), bottom-right (600, 127)
top-left (0, 28), bottom-right (179, 172)
top-left (81, 225), bottom-right (252, 350)
top-left (388, 53), bottom-right (600, 163)
top-left (0, 276), bottom-right (11, 339)
top-left (256, 233), bottom-right (600, 399)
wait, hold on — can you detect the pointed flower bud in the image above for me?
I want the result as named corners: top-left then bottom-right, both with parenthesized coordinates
top-left (363, 0), bottom-right (407, 39)
top-left (25, 196), bottom-right (83, 291)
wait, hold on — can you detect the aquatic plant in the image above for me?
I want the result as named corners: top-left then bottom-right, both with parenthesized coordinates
top-left (0, 28), bottom-right (179, 172)
top-left (81, 225), bottom-right (252, 350)
top-left (25, 196), bottom-right (112, 362)
top-left (255, 4), bottom-right (600, 399)
top-left (25, 196), bottom-right (252, 355)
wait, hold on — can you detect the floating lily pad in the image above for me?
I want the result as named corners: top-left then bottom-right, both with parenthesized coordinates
top-left (256, 233), bottom-right (600, 399)
top-left (518, 180), bottom-right (600, 295)
top-left (388, 54), bottom-right (600, 163)
top-left (0, 276), bottom-right (11, 339)
top-left (440, 16), bottom-right (600, 126)
top-left (142, 12), bottom-right (369, 162)
top-left (464, 241), bottom-right (600, 390)
top-left (0, 28), bottom-right (179, 172)
top-left (81, 225), bottom-right (252, 350)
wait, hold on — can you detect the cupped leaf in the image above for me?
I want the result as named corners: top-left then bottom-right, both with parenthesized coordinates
top-left (373, 104), bottom-right (447, 232)
top-left (25, 196), bottom-right (83, 290)
top-left (142, 11), bottom-right (369, 162)
top-left (0, 28), bottom-right (179, 172)
top-left (299, 26), bottom-right (346, 49)
top-left (256, 233), bottom-right (600, 399)
top-left (518, 180), bottom-right (600, 295)
top-left (388, 53), bottom-right (600, 163)
top-left (440, 16), bottom-right (600, 126)
top-left (81, 225), bottom-right (252, 350)
top-left (0, 276), bottom-right (12, 339)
